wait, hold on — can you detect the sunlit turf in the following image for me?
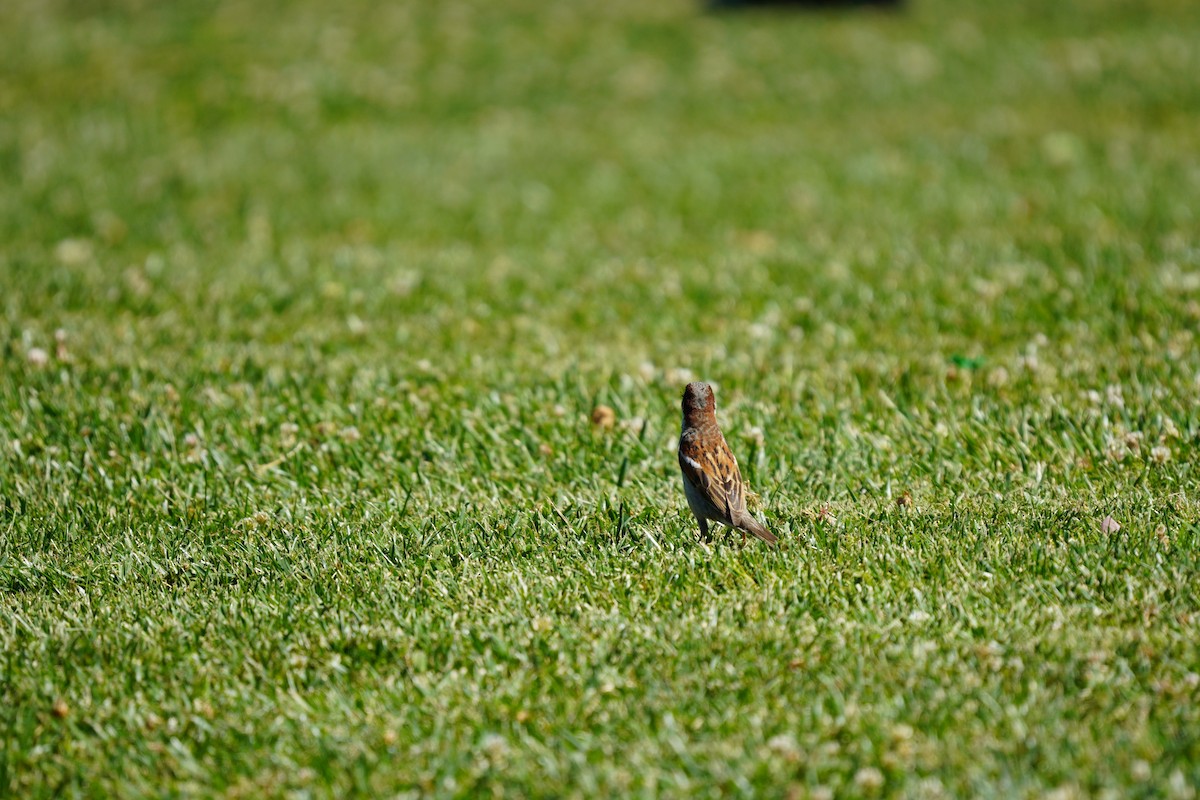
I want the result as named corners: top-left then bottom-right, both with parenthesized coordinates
top-left (2, 0), bottom-right (1200, 796)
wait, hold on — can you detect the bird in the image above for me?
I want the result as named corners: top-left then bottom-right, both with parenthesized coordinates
top-left (678, 381), bottom-right (777, 546)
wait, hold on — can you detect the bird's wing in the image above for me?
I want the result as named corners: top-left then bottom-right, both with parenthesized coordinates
top-left (679, 433), bottom-right (743, 524)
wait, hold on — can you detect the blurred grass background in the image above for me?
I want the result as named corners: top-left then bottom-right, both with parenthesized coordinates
top-left (2, 0), bottom-right (1199, 796)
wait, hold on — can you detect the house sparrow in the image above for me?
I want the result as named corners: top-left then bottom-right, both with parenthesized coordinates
top-left (678, 381), bottom-right (777, 546)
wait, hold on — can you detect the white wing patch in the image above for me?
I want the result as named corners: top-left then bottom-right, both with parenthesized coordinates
top-left (683, 456), bottom-right (704, 473)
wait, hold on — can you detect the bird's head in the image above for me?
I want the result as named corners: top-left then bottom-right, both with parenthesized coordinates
top-left (682, 381), bottom-right (716, 418)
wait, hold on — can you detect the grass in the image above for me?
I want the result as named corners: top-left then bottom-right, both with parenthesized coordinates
top-left (2, 0), bottom-right (1200, 796)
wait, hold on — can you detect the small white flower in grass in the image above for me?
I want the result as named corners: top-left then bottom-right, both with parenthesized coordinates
top-left (1151, 445), bottom-right (1171, 465)
top-left (183, 432), bottom-right (205, 463)
top-left (1101, 515), bottom-right (1121, 534)
top-left (1168, 769), bottom-right (1194, 800)
top-left (54, 238), bottom-right (93, 266)
top-left (666, 367), bottom-right (694, 385)
top-left (854, 766), bottom-right (885, 794)
top-left (480, 733), bottom-right (509, 764)
top-left (1105, 384), bottom-right (1125, 409)
top-left (340, 426), bottom-right (361, 443)
top-left (619, 416), bottom-right (645, 435)
top-left (1104, 437), bottom-right (1127, 463)
top-left (27, 347), bottom-right (49, 368)
top-left (54, 329), bottom-right (71, 362)
top-left (638, 361), bottom-right (657, 382)
top-left (1044, 785), bottom-right (1080, 800)
top-left (280, 422), bottom-right (300, 447)
top-left (766, 733), bottom-right (801, 761)
top-left (389, 269), bottom-right (420, 297)
top-left (915, 777), bottom-right (946, 798)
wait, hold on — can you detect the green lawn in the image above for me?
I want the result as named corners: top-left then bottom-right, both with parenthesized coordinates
top-left (3, 0), bottom-right (1200, 796)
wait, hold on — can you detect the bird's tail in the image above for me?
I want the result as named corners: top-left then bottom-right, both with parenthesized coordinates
top-left (739, 514), bottom-right (778, 545)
